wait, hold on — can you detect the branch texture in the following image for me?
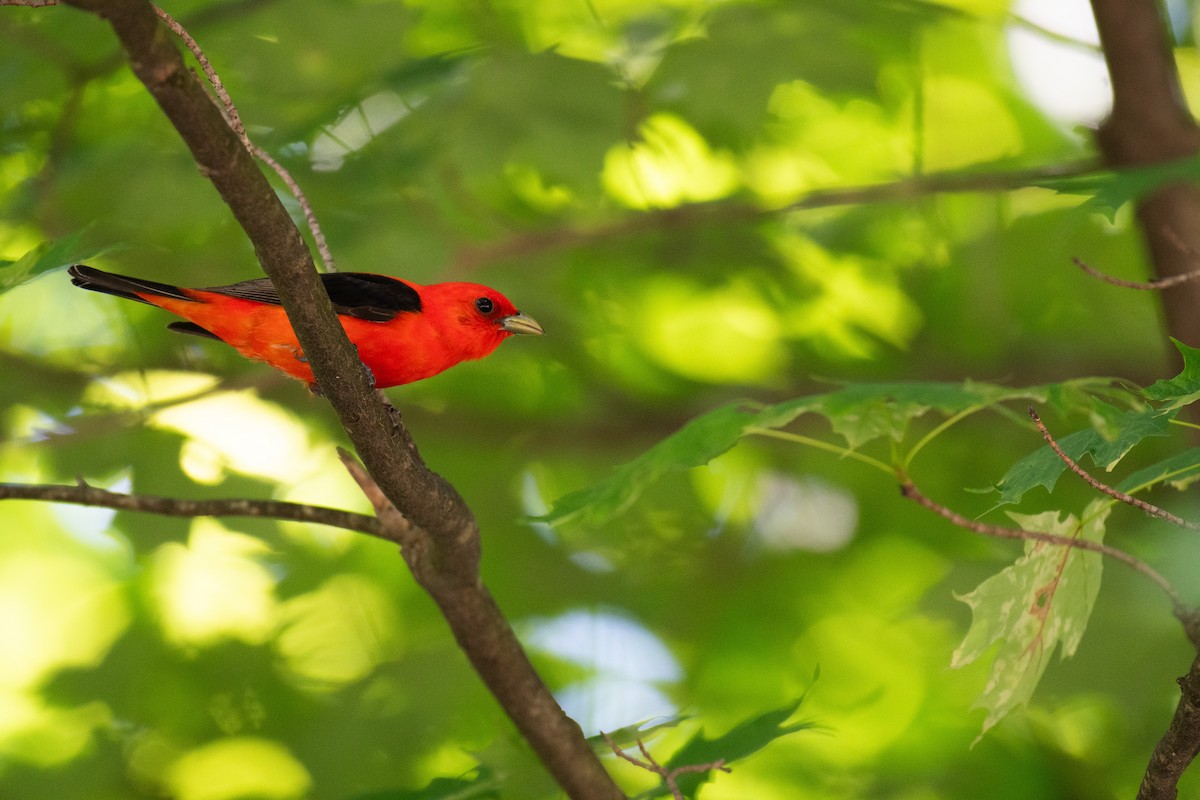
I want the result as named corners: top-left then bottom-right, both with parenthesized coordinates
top-left (0, 481), bottom-right (383, 537)
top-left (1138, 653), bottom-right (1200, 800)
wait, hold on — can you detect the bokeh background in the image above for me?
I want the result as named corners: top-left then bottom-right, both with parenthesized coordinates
top-left (3, 0), bottom-right (1200, 798)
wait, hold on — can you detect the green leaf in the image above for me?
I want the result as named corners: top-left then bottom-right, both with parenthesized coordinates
top-left (1144, 339), bottom-right (1200, 412)
top-left (0, 232), bottom-right (90, 292)
top-left (0, 233), bottom-right (112, 293)
top-left (994, 407), bottom-right (1171, 505)
top-left (952, 503), bottom-right (1108, 739)
top-left (632, 698), bottom-right (816, 800)
top-left (543, 379), bottom-right (1130, 528)
top-left (1117, 447), bottom-right (1200, 493)
top-left (797, 380), bottom-right (1039, 448)
top-left (538, 400), bottom-right (762, 527)
top-left (1038, 155), bottom-right (1200, 220)
top-left (543, 382), bottom-right (1001, 528)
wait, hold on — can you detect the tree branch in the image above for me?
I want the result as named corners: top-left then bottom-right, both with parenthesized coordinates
top-left (1091, 0), bottom-right (1200, 359)
top-left (1073, 256), bottom-right (1200, 291)
top-left (0, 481), bottom-right (385, 538)
top-left (339, 451), bottom-right (609, 786)
top-left (51, 1), bottom-right (623, 797)
top-left (1138, 652), bottom-right (1200, 800)
top-left (1029, 406), bottom-right (1200, 532)
top-left (1089, 5), bottom-right (1200, 792)
top-left (150, 3), bottom-right (336, 272)
top-left (601, 733), bottom-right (730, 800)
top-left (896, 478), bottom-right (1189, 620)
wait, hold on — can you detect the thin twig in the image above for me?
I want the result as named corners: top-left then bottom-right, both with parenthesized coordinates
top-left (897, 478), bottom-right (1190, 618)
top-left (337, 448), bottom-right (420, 551)
top-left (150, 3), bottom-right (336, 272)
top-left (602, 732), bottom-right (730, 800)
top-left (0, 480), bottom-right (384, 538)
top-left (249, 142), bottom-right (335, 270)
top-left (1029, 406), bottom-right (1200, 530)
top-left (1072, 256), bottom-right (1200, 290)
top-left (7, 0), bottom-right (336, 270)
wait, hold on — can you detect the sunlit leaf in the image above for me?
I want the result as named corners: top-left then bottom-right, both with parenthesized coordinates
top-left (951, 503), bottom-right (1107, 739)
top-left (0, 234), bottom-right (110, 293)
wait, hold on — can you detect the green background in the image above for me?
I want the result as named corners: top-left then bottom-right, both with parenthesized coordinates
top-left (2, 1), bottom-right (1197, 797)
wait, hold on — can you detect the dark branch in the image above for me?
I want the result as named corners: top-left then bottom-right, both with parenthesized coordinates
top-left (150, 3), bottom-right (335, 272)
top-left (1090, 1), bottom-right (1200, 795)
top-left (339, 452), bottom-right (618, 794)
top-left (1091, 0), bottom-right (1200, 366)
top-left (1138, 652), bottom-right (1200, 800)
top-left (51, 2), bottom-right (622, 796)
top-left (0, 481), bottom-right (384, 538)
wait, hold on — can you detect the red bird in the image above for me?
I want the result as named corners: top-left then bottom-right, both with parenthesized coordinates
top-left (68, 265), bottom-right (544, 389)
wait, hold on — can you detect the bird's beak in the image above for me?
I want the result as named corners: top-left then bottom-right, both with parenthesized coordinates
top-left (500, 312), bottom-right (545, 336)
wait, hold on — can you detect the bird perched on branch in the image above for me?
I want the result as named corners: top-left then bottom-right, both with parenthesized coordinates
top-left (69, 265), bottom-right (544, 390)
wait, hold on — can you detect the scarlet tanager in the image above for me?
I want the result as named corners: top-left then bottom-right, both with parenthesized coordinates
top-left (68, 265), bottom-right (544, 389)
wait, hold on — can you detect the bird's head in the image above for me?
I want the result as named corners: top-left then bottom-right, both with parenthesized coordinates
top-left (426, 282), bottom-right (544, 360)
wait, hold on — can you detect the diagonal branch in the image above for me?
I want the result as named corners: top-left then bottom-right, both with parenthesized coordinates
top-left (1138, 652), bottom-right (1200, 800)
top-left (50, 2), bottom-right (623, 797)
top-left (150, 3), bottom-right (336, 272)
top-left (1029, 406), bottom-right (1200, 531)
top-left (338, 451), bottom-right (597, 770)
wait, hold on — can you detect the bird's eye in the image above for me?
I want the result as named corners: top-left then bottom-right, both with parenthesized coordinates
top-left (475, 297), bottom-right (495, 314)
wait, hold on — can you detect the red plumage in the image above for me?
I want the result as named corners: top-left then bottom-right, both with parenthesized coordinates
top-left (68, 265), bottom-right (544, 389)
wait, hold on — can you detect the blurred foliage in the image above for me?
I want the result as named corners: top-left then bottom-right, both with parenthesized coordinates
top-left (3, 0), bottom-right (1200, 798)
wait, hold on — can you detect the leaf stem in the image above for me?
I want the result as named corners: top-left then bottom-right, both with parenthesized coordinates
top-left (902, 405), bottom-right (986, 470)
top-left (745, 427), bottom-right (894, 475)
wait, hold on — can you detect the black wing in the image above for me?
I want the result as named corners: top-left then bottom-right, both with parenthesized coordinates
top-left (205, 272), bottom-right (422, 322)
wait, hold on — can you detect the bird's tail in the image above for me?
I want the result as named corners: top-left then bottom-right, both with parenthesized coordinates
top-left (68, 264), bottom-right (193, 305)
